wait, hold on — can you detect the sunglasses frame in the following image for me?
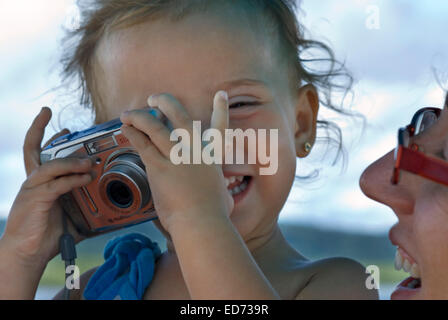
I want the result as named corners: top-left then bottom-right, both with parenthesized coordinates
top-left (392, 107), bottom-right (448, 186)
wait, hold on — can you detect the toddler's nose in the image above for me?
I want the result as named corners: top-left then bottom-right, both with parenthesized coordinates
top-left (359, 149), bottom-right (414, 216)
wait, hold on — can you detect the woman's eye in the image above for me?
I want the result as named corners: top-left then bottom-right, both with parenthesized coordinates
top-left (229, 101), bottom-right (258, 109)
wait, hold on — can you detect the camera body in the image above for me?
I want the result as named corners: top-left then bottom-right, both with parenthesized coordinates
top-left (40, 117), bottom-right (157, 236)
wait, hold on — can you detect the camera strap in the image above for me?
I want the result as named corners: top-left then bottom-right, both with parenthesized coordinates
top-left (59, 210), bottom-right (77, 300)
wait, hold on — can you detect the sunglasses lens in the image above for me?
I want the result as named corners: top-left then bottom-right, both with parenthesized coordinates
top-left (402, 129), bottom-right (410, 148)
top-left (416, 111), bottom-right (438, 135)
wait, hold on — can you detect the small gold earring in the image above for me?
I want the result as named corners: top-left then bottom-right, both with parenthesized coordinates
top-left (304, 142), bottom-right (312, 153)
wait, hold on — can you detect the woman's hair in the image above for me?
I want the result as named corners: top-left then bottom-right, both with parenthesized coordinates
top-left (58, 0), bottom-right (359, 170)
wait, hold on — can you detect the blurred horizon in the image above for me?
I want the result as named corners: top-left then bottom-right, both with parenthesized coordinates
top-left (1, 0), bottom-right (448, 236)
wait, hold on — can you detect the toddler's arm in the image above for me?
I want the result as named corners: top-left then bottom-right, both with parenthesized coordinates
top-left (169, 213), bottom-right (280, 300)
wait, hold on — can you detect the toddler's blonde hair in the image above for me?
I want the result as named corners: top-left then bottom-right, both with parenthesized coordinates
top-left (59, 0), bottom-right (356, 167)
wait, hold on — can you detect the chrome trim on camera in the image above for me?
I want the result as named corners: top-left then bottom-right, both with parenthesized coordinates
top-left (40, 128), bottom-right (122, 163)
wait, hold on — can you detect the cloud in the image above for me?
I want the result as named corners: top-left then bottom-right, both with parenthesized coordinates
top-left (0, 0), bottom-right (72, 52)
top-left (0, 0), bottom-right (92, 218)
top-left (0, 152), bottom-right (26, 213)
top-left (301, 0), bottom-right (448, 85)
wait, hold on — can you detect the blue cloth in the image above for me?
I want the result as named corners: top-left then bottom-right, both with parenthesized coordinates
top-left (83, 233), bottom-right (162, 300)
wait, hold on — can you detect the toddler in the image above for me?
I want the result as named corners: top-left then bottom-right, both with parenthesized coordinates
top-left (0, 0), bottom-right (377, 300)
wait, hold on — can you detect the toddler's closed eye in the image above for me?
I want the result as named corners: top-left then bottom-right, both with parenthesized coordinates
top-left (229, 101), bottom-right (259, 109)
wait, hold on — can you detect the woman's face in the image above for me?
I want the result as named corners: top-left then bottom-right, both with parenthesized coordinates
top-left (360, 98), bottom-right (448, 299)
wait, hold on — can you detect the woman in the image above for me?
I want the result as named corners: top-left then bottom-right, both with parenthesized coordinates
top-left (360, 91), bottom-right (448, 299)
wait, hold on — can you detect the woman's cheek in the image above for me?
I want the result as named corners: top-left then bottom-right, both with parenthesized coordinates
top-left (414, 200), bottom-right (448, 298)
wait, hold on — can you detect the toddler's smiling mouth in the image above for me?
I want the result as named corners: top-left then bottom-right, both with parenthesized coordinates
top-left (223, 174), bottom-right (253, 204)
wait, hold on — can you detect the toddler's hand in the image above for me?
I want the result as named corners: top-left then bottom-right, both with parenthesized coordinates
top-left (120, 91), bottom-right (234, 234)
top-left (0, 107), bottom-right (92, 270)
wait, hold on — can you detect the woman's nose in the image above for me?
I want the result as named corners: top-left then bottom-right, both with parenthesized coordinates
top-left (359, 149), bottom-right (415, 216)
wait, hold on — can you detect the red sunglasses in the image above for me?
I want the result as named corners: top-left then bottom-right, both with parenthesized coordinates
top-left (392, 106), bottom-right (448, 186)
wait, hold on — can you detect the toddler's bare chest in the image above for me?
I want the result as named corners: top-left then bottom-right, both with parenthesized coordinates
top-left (143, 272), bottom-right (191, 299)
top-left (141, 253), bottom-right (310, 300)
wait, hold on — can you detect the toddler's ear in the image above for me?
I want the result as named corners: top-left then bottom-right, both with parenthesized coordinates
top-left (293, 84), bottom-right (319, 158)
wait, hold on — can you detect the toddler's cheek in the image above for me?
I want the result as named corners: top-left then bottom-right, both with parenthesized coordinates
top-left (258, 157), bottom-right (295, 202)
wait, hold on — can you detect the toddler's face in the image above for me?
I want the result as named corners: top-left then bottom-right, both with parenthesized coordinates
top-left (94, 8), bottom-right (317, 245)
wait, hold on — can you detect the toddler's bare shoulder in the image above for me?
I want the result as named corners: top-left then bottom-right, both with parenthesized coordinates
top-left (293, 257), bottom-right (379, 300)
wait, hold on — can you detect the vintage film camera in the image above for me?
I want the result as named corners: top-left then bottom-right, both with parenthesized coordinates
top-left (40, 116), bottom-right (157, 236)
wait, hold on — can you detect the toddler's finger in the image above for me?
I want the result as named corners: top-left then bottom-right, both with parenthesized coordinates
top-left (23, 107), bottom-right (52, 176)
top-left (120, 110), bottom-right (173, 158)
top-left (226, 190), bottom-right (235, 217)
top-left (120, 124), bottom-right (165, 164)
top-left (23, 157), bottom-right (93, 190)
top-left (211, 91), bottom-right (229, 135)
top-left (147, 93), bottom-right (192, 132)
top-left (210, 91), bottom-right (229, 163)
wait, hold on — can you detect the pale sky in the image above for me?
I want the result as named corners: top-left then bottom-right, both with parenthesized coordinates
top-left (0, 0), bottom-right (447, 234)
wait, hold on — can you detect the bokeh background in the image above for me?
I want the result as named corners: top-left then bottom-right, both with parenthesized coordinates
top-left (1, 0), bottom-right (447, 299)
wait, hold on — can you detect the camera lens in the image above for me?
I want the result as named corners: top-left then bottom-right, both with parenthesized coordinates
top-left (99, 153), bottom-right (151, 212)
top-left (106, 180), bottom-right (133, 208)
